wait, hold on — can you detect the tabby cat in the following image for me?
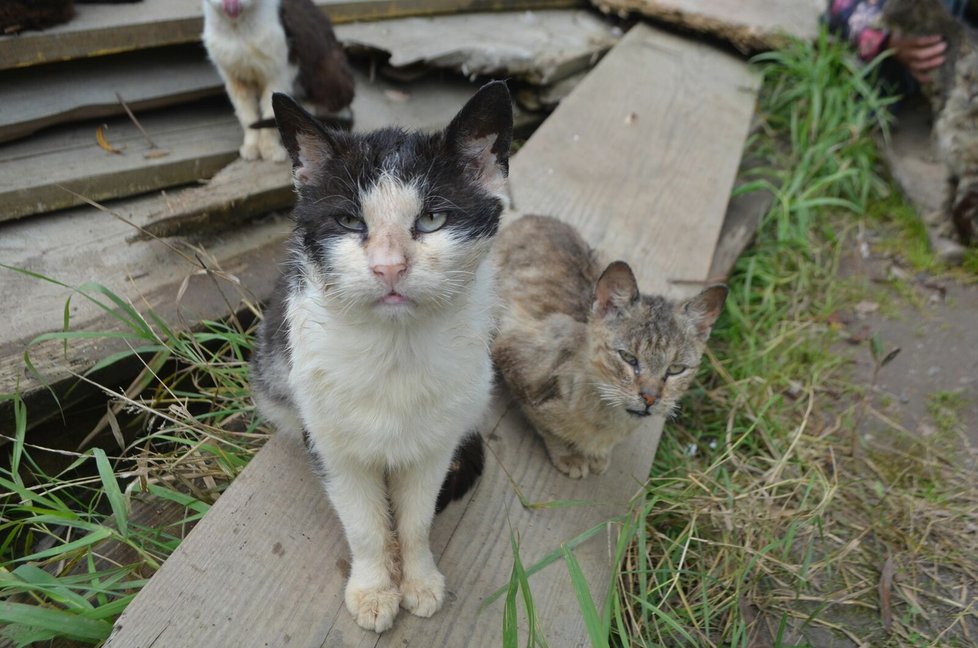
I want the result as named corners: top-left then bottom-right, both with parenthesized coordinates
top-left (492, 215), bottom-right (727, 478)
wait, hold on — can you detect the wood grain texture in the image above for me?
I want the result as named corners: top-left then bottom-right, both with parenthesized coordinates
top-left (0, 0), bottom-right (583, 71)
top-left (0, 73), bottom-right (477, 404)
top-left (0, 101), bottom-right (240, 221)
top-left (592, 0), bottom-right (824, 53)
top-left (0, 45), bottom-right (223, 144)
top-left (99, 24), bottom-right (758, 647)
top-left (510, 23), bottom-right (759, 298)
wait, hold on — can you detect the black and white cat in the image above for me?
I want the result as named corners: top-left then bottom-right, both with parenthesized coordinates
top-left (249, 82), bottom-right (513, 632)
top-left (202, 0), bottom-right (354, 162)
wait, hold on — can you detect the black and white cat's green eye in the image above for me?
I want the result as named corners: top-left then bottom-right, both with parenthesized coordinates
top-left (618, 350), bottom-right (639, 367)
top-left (666, 363), bottom-right (687, 376)
top-left (335, 214), bottom-right (366, 232)
top-left (416, 211), bottom-right (448, 233)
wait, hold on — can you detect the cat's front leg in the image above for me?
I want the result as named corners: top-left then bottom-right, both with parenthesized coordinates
top-left (317, 453), bottom-right (401, 633)
top-left (538, 428), bottom-right (594, 479)
top-left (224, 77), bottom-right (262, 160)
top-left (388, 447), bottom-right (456, 618)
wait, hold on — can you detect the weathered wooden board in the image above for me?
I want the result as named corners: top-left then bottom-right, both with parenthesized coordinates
top-left (0, 72), bottom-right (478, 404)
top-left (592, 0), bottom-right (824, 52)
top-left (0, 0), bottom-right (584, 71)
top-left (0, 45), bottom-right (222, 144)
top-left (0, 100), bottom-right (240, 222)
top-left (101, 24), bottom-right (758, 647)
top-left (341, 10), bottom-right (619, 85)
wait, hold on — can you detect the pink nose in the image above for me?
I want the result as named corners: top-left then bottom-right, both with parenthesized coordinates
top-left (640, 391), bottom-right (657, 407)
top-left (372, 263), bottom-right (407, 288)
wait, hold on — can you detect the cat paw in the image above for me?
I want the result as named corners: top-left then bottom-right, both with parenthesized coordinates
top-left (588, 454), bottom-right (610, 475)
top-left (259, 130), bottom-right (288, 163)
top-left (552, 453), bottom-right (591, 479)
top-left (239, 141), bottom-right (261, 161)
top-left (345, 583), bottom-right (401, 633)
top-left (400, 570), bottom-right (446, 618)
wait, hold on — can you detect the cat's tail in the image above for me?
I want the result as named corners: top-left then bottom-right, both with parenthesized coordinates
top-left (435, 433), bottom-right (485, 514)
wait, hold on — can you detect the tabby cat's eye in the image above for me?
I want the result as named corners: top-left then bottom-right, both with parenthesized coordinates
top-left (618, 350), bottom-right (639, 368)
top-left (666, 363), bottom-right (687, 376)
top-left (416, 211), bottom-right (448, 233)
top-left (336, 214), bottom-right (366, 232)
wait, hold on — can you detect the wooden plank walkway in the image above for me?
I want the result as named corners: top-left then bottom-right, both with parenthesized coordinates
top-left (101, 24), bottom-right (758, 647)
top-left (592, 0), bottom-right (824, 52)
top-left (0, 0), bottom-right (582, 71)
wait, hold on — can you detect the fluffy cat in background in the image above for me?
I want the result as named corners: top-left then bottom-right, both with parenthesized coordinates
top-left (202, 0), bottom-right (354, 162)
top-left (882, 0), bottom-right (978, 245)
top-left (492, 215), bottom-right (727, 479)
top-left (250, 82), bottom-right (513, 632)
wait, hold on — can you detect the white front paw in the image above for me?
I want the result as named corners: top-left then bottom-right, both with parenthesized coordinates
top-left (239, 139), bottom-right (260, 161)
top-left (345, 580), bottom-right (401, 633)
top-left (400, 569), bottom-right (445, 618)
top-left (552, 452), bottom-right (590, 479)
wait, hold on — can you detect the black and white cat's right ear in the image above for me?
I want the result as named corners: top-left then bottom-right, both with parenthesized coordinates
top-left (272, 92), bottom-right (340, 188)
top-left (593, 261), bottom-right (640, 317)
top-left (444, 80), bottom-right (514, 197)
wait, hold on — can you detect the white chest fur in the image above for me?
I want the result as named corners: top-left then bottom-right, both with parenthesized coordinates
top-left (201, 0), bottom-right (292, 86)
top-left (285, 258), bottom-right (497, 468)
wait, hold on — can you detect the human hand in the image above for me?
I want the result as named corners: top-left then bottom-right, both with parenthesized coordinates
top-left (890, 33), bottom-right (947, 83)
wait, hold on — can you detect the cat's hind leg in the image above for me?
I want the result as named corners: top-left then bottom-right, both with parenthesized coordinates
top-left (389, 447), bottom-right (456, 618)
top-left (258, 80), bottom-right (289, 162)
top-left (317, 456), bottom-right (401, 632)
top-left (224, 77), bottom-right (262, 161)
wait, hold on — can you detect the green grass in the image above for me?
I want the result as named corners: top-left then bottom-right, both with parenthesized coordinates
top-left (3, 24), bottom-right (977, 648)
top-left (0, 281), bottom-right (265, 646)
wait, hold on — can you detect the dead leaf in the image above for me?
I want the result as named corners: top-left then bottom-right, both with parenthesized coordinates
top-left (383, 89), bottom-right (411, 103)
top-left (879, 555), bottom-right (895, 633)
top-left (143, 149), bottom-right (170, 160)
top-left (96, 124), bottom-right (123, 154)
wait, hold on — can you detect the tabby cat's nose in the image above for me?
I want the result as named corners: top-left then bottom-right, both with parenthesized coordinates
top-left (640, 390), bottom-right (657, 407)
top-left (372, 263), bottom-right (407, 288)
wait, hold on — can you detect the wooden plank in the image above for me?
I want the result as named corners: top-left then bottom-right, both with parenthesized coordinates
top-left (0, 45), bottom-right (222, 144)
top-left (0, 100), bottom-right (240, 222)
top-left (100, 24), bottom-right (759, 647)
top-left (592, 0), bottom-right (824, 52)
top-left (0, 0), bottom-right (584, 72)
top-left (0, 72), bottom-right (478, 403)
top-left (881, 96), bottom-right (943, 215)
top-left (340, 9), bottom-right (619, 85)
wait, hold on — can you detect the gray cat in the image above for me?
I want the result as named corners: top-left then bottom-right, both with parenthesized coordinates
top-left (882, 0), bottom-right (978, 244)
top-left (492, 215), bottom-right (727, 479)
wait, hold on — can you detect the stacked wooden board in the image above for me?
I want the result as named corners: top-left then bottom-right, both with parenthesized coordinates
top-left (592, 0), bottom-right (825, 52)
top-left (101, 23), bottom-right (759, 647)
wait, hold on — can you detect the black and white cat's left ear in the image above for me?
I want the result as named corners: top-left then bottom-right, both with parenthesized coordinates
top-left (445, 80), bottom-right (514, 197)
top-left (272, 92), bottom-right (341, 188)
top-left (681, 284), bottom-right (728, 341)
top-left (594, 261), bottom-right (640, 317)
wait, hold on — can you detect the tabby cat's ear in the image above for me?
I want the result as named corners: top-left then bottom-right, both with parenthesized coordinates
top-left (272, 92), bottom-right (341, 188)
top-left (444, 80), bottom-right (513, 196)
top-left (593, 261), bottom-right (639, 317)
top-left (681, 285), bottom-right (728, 341)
